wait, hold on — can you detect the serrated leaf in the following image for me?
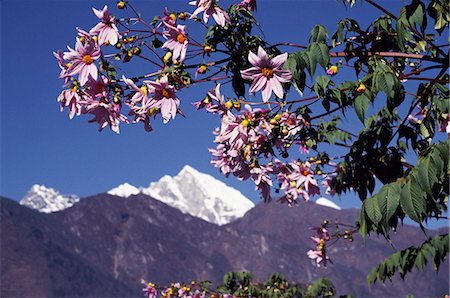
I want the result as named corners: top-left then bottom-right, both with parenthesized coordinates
top-left (354, 93), bottom-right (370, 123)
top-left (374, 70), bottom-right (396, 98)
top-left (406, 0), bottom-right (427, 33)
top-left (308, 42), bottom-right (330, 71)
top-left (310, 25), bottom-right (328, 43)
top-left (364, 196), bottom-right (383, 225)
top-left (400, 179), bottom-right (426, 223)
top-left (417, 157), bottom-right (434, 195)
top-left (380, 184), bottom-right (401, 223)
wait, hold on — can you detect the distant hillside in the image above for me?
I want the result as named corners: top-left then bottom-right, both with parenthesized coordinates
top-left (1, 194), bottom-right (448, 297)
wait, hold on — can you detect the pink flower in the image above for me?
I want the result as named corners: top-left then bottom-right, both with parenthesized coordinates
top-left (240, 46), bottom-right (292, 102)
top-left (189, 0), bottom-right (230, 27)
top-left (205, 84), bottom-right (228, 116)
top-left (238, 0), bottom-right (257, 11)
top-left (82, 99), bottom-right (128, 134)
top-left (162, 23), bottom-right (188, 62)
top-left (122, 75), bottom-right (149, 104)
top-left (85, 75), bottom-right (109, 99)
top-left (142, 282), bottom-right (157, 298)
top-left (307, 227), bottom-right (332, 267)
top-left (157, 8), bottom-right (177, 29)
top-left (146, 76), bottom-right (180, 123)
top-left (57, 88), bottom-right (81, 119)
top-left (290, 161), bottom-right (321, 198)
top-left (63, 37), bottom-right (101, 86)
top-left (53, 50), bottom-right (70, 86)
top-left (89, 5), bottom-right (121, 46)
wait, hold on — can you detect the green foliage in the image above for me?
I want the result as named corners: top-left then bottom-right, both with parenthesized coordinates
top-left (306, 277), bottom-right (336, 298)
top-left (358, 140), bottom-right (449, 238)
top-left (367, 234), bottom-right (449, 284)
top-left (217, 272), bottom-right (338, 297)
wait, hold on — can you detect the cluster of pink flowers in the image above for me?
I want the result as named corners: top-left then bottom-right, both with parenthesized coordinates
top-left (55, 20), bottom-right (129, 133)
top-left (194, 83), bottom-right (337, 202)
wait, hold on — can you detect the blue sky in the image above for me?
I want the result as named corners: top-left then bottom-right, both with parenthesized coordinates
top-left (1, 0), bottom-right (446, 228)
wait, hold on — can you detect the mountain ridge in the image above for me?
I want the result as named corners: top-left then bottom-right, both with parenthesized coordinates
top-left (2, 194), bottom-right (447, 297)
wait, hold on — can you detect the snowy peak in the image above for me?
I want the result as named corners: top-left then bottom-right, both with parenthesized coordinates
top-left (107, 183), bottom-right (140, 197)
top-left (20, 184), bottom-right (80, 213)
top-left (315, 197), bottom-right (341, 210)
top-left (141, 165), bottom-right (255, 225)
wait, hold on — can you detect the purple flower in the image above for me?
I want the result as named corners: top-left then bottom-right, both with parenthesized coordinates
top-left (63, 37), bottom-right (101, 86)
top-left (89, 5), bottom-right (121, 46)
top-left (240, 46), bottom-right (292, 102)
top-left (146, 76), bottom-right (180, 123)
top-left (162, 23), bottom-right (189, 62)
top-left (189, 0), bottom-right (230, 27)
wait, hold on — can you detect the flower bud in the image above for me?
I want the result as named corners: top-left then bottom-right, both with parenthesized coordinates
top-left (269, 118), bottom-right (278, 125)
top-left (117, 1), bottom-right (126, 9)
top-left (163, 52), bottom-right (173, 63)
top-left (225, 101), bottom-right (233, 109)
top-left (281, 127), bottom-right (289, 136)
top-left (169, 13), bottom-right (177, 21)
top-left (133, 47), bottom-right (142, 55)
top-left (93, 36), bottom-right (98, 43)
top-left (79, 36), bottom-right (86, 43)
top-left (241, 119), bottom-right (250, 127)
top-left (233, 101), bottom-right (241, 111)
top-left (204, 45), bottom-right (213, 53)
top-left (179, 12), bottom-right (186, 20)
top-left (356, 82), bottom-right (366, 93)
top-left (326, 65), bottom-right (338, 76)
top-left (115, 42), bottom-right (122, 49)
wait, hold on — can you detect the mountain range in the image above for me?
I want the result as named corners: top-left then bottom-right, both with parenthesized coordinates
top-left (2, 166), bottom-right (448, 297)
top-left (19, 165), bottom-right (339, 225)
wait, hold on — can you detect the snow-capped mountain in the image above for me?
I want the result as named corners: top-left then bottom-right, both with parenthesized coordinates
top-left (315, 197), bottom-right (341, 210)
top-left (20, 184), bottom-right (80, 213)
top-left (107, 183), bottom-right (140, 197)
top-left (108, 165), bottom-right (255, 225)
top-left (142, 165), bottom-right (255, 225)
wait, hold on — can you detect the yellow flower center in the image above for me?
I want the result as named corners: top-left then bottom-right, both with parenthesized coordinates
top-left (177, 34), bottom-right (186, 44)
top-left (82, 55), bottom-right (93, 65)
top-left (161, 88), bottom-right (170, 97)
top-left (261, 67), bottom-right (273, 78)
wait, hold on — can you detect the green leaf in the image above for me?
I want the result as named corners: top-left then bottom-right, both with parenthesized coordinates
top-left (379, 184), bottom-right (401, 224)
top-left (354, 93), bottom-right (370, 123)
top-left (406, 0), bottom-right (427, 33)
top-left (310, 25), bottom-right (328, 43)
top-left (364, 196), bottom-right (383, 225)
top-left (374, 70), bottom-right (396, 98)
top-left (400, 179), bottom-right (426, 223)
top-left (307, 42), bottom-right (330, 72)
